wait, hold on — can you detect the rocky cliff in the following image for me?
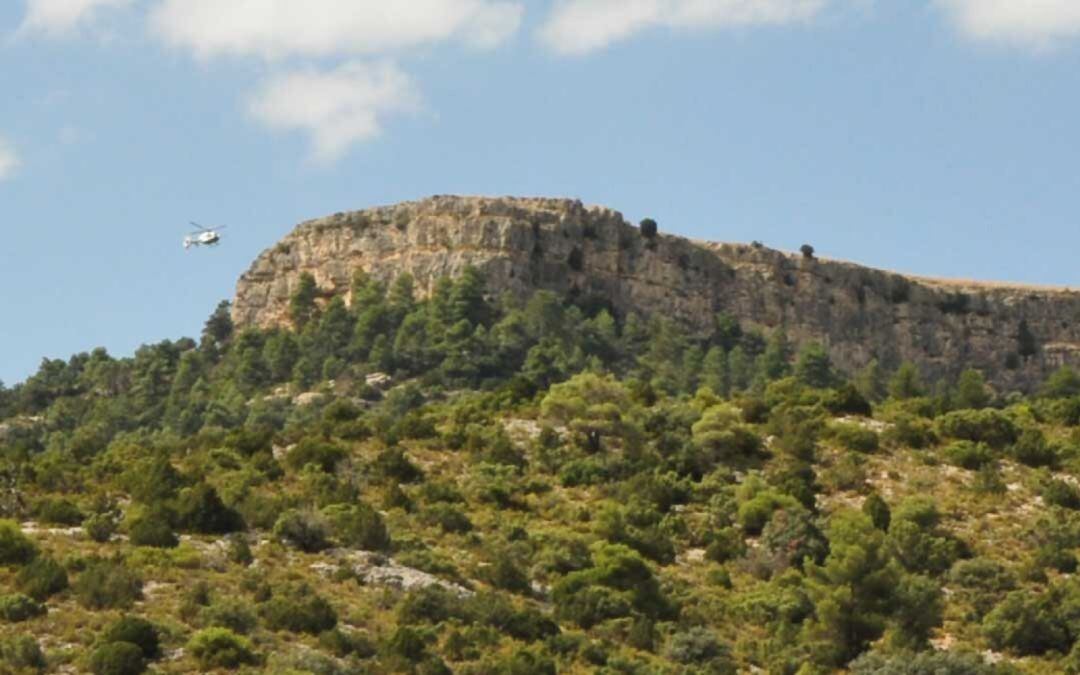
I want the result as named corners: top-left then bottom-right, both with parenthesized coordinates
top-left (233, 195), bottom-right (1080, 391)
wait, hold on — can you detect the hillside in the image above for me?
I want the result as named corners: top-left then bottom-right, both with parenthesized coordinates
top-left (235, 196), bottom-right (1080, 392)
top-left (4, 202), bottom-right (1080, 673)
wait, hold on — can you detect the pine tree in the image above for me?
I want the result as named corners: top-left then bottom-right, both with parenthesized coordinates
top-left (289, 273), bottom-right (319, 329)
top-left (854, 359), bottom-right (887, 402)
top-left (954, 369), bottom-right (991, 410)
top-left (450, 266), bottom-right (490, 327)
top-left (794, 343), bottom-right (833, 389)
top-left (702, 347), bottom-right (730, 397)
top-left (728, 346), bottom-right (753, 393)
top-left (759, 330), bottom-right (792, 382)
top-left (889, 363), bottom-right (924, 400)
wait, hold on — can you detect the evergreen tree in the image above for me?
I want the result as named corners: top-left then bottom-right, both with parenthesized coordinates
top-left (702, 347), bottom-right (730, 397)
top-left (804, 510), bottom-right (901, 666)
top-left (794, 343), bottom-right (834, 389)
top-left (712, 313), bottom-right (742, 352)
top-left (202, 301), bottom-right (234, 350)
top-left (263, 331), bottom-right (300, 382)
top-left (387, 273), bottom-right (417, 325)
top-left (449, 266), bottom-right (490, 327)
top-left (954, 369), bottom-right (991, 410)
top-left (889, 363), bottom-right (924, 400)
top-left (289, 273), bottom-right (319, 329)
top-left (315, 297), bottom-right (355, 362)
top-left (728, 346), bottom-right (753, 393)
top-left (854, 359), bottom-right (887, 403)
top-left (759, 330), bottom-right (792, 382)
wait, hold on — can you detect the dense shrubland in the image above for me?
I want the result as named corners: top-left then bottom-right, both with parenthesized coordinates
top-left (1, 267), bottom-right (1079, 672)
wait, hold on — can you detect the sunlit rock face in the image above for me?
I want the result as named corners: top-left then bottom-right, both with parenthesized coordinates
top-left (234, 195), bottom-right (1080, 392)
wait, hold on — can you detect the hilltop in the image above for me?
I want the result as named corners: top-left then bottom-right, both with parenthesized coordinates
top-left (4, 197), bottom-right (1080, 673)
top-left (234, 196), bottom-right (1080, 392)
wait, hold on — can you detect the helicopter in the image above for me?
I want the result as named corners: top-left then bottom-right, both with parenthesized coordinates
top-left (184, 222), bottom-right (227, 250)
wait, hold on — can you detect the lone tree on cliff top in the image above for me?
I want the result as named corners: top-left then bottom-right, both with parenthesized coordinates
top-left (640, 218), bottom-right (658, 239)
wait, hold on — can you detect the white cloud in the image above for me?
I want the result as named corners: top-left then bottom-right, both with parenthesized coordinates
top-left (19, 0), bottom-right (134, 36)
top-left (539, 0), bottom-right (829, 55)
top-left (149, 0), bottom-right (524, 60)
top-left (247, 61), bottom-right (421, 164)
top-left (935, 0), bottom-right (1080, 48)
top-left (0, 137), bottom-right (21, 181)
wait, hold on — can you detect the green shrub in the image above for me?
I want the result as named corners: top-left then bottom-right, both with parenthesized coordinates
top-left (825, 384), bottom-right (873, 417)
top-left (374, 447), bottom-right (423, 483)
top-left (318, 628), bottom-right (376, 658)
top-left (760, 507), bottom-right (828, 571)
top-left (176, 483), bottom-right (244, 534)
top-left (552, 544), bottom-right (674, 628)
top-left (16, 556), bottom-right (68, 601)
top-left (273, 509), bottom-right (330, 552)
top-left (187, 628), bottom-right (257, 670)
top-left (704, 527), bottom-right (746, 564)
top-left (100, 616), bottom-right (160, 660)
top-left (0, 635), bottom-right (45, 672)
top-left (886, 497), bottom-right (967, 575)
top-left (942, 441), bottom-right (995, 470)
top-left (558, 458), bottom-right (609, 487)
top-left (936, 409), bottom-right (1018, 449)
top-left (850, 649), bottom-right (1015, 674)
top-left (1010, 428), bottom-right (1058, 467)
top-left (225, 533), bottom-right (253, 566)
top-left (34, 497), bottom-right (83, 525)
top-left (1043, 479), bottom-right (1080, 510)
top-left (323, 503), bottom-right (390, 551)
top-left (74, 559), bottom-right (142, 610)
top-left (260, 583), bottom-right (337, 634)
top-left (485, 647), bottom-right (557, 675)
top-left (385, 625), bottom-right (429, 662)
top-left (422, 503), bottom-right (473, 534)
top-left (285, 438), bottom-right (347, 473)
top-left (0, 593), bottom-right (46, 622)
top-left (862, 492), bottom-right (891, 530)
top-left (883, 414), bottom-right (935, 449)
top-left (484, 554), bottom-right (531, 594)
top-left (665, 627), bottom-right (735, 673)
top-left (397, 585), bottom-right (455, 625)
top-left (737, 490), bottom-right (801, 535)
top-left (0, 520), bottom-right (37, 566)
top-left (983, 589), bottom-right (1070, 655)
top-left (127, 510), bottom-right (177, 548)
top-left (832, 423), bottom-right (879, 453)
top-left (84, 513), bottom-right (118, 543)
top-left (950, 558), bottom-right (1016, 618)
top-left (89, 642), bottom-right (145, 675)
top-left (202, 599), bottom-right (257, 634)
top-left (820, 452), bottom-right (868, 492)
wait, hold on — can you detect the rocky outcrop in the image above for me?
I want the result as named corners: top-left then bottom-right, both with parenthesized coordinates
top-left (233, 195), bottom-right (1080, 392)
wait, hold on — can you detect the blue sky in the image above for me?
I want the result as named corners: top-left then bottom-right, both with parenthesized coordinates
top-left (3, 0), bottom-right (1080, 385)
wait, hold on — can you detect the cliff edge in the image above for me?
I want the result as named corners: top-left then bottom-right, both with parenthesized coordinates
top-left (233, 195), bottom-right (1080, 391)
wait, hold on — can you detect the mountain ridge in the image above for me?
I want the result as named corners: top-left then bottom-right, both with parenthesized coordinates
top-left (233, 195), bottom-right (1080, 392)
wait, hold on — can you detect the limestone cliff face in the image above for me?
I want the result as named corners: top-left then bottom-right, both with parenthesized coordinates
top-left (233, 195), bottom-right (1080, 391)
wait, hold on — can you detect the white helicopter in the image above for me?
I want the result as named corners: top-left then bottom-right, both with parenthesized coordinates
top-left (184, 222), bottom-right (227, 250)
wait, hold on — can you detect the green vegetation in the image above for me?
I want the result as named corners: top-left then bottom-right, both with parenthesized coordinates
top-left (2, 266), bottom-right (1080, 672)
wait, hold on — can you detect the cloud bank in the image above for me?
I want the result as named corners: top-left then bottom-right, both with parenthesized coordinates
top-left (19, 0), bottom-right (134, 36)
top-left (935, 0), bottom-right (1080, 48)
top-left (141, 0), bottom-right (522, 160)
top-left (539, 0), bottom-right (829, 55)
top-left (247, 62), bottom-right (421, 164)
top-left (148, 0), bottom-right (524, 60)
